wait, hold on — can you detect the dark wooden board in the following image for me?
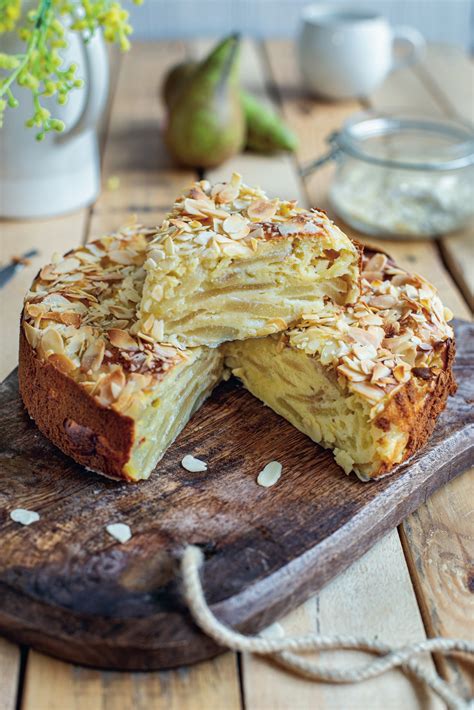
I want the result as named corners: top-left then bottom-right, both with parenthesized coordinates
top-left (0, 319), bottom-right (472, 671)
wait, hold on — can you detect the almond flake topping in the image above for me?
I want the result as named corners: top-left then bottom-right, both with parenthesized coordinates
top-left (10, 509), bottom-right (40, 525)
top-left (22, 226), bottom-right (184, 418)
top-left (257, 461), bottom-right (282, 487)
top-left (247, 199), bottom-right (277, 221)
top-left (287, 250), bottom-right (453, 412)
top-left (106, 523), bottom-right (132, 544)
top-left (181, 454), bottom-right (208, 472)
top-left (108, 328), bottom-right (138, 350)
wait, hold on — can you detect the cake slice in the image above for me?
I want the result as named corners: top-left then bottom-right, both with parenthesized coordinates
top-left (19, 227), bottom-right (224, 482)
top-left (224, 250), bottom-right (456, 479)
top-left (136, 173), bottom-right (360, 349)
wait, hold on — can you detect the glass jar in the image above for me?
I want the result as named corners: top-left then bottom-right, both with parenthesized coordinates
top-left (304, 112), bottom-right (474, 239)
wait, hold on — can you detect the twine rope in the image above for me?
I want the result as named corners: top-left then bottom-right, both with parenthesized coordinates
top-left (181, 545), bottom-right (474, 710)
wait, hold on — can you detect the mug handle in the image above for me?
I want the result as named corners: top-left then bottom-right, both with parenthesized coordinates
top-left (57, 32), bottom-right (109, 143)
top-left (391, 26), bottom-right (426, 71)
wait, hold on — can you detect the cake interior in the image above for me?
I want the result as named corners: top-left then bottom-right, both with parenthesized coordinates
top-left (123, 347), bottom-right (223, 481)
top-left (224, 336), bottom-right (409, 479)
top-left (139, 236), bottom-right (359, 349)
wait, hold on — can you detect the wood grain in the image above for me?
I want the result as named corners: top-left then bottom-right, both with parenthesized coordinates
top-left (242, 536), bottom-right (444, 709)
top-left (22, 650), bottom-right (240, 710)
top-left (366, 54), bottom-right (474, 697)
top-left (14, 40), bottom-right (241, 707)
top-left (86, 41), bottom-right (197, 238)
top-left (0, 638), bottom-right (20, 710)
top-left (416, 45), bottom-right (474, 312)
top-left (264, 38), bottom-right (474, 704)
top-left (207, 38), bottom-right (448, 707)
top-left (0, 319), bottom-right (472, 671)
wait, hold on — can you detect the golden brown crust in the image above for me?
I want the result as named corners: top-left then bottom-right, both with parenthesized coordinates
top-left (19, 328), bottom-right (135, 481)
top-left (372, 337), bottom-right (456, 478)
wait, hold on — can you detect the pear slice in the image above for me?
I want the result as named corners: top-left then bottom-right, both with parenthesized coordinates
top-left (137, 174), bottom-right (361, 349)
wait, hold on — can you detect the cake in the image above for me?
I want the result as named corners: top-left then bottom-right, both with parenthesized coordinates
top-left (136, 173), bottom-right (361, 349)
top-left (19, 178), bottom-right (456, 484)
top-left (19, 227), bottom-right (224, 482)
top-left (224, 250), bottom-right (456, 479)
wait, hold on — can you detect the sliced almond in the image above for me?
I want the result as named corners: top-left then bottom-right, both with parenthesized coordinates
top-left (108, 250), bottom-right (136, 265)
top-left (211, 182), bottom-right (240, 204)
top-left (353, 343), bottom-right (378, 361)
top-left (39, 264), bottom-right (57, 281)
top-left (41, 328), bottom-right (65, 355)
top-left (371, 363), bottom-right (392, 382)
top-left (23, 321), bottom-right (40, 348)
top-left (81, 340), bottom-right (106, 372)
top-left (364, 252), bottom-right (388, 273)
top-left (257, 461), bottom-right (282, 487)
top-left (370, 294), bottom-right (398, 309)
top-left (247, 199), bottom-right (277, 222)
top-left (53, 257), bottom-right (81, 274)
top-left (350, 381), bottom-right (386, 402)
top-left (108, 329), bottom-right (138, 351)
top-left (183, 198), bottom-right (208, 217)
top-left (222, 213), bottom-right (251, 240)
top-left (181, 454), bottom-right (207, 472)
top-left (48, 353), bottom-right (77, 374)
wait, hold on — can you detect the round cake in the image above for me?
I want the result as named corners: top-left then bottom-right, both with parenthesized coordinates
top-left (19, 177), bottom-right (457, 482)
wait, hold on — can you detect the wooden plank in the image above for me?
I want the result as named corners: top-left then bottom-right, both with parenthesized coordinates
top-left (414, 45), bottom-right (474, 311)
top-left (370, 48), bottom-right (474, 696)
top-left (243, 536), bottom-right (444, 709)
top-left (415, 44), bottom-right (474, 125)
top-left (1, 318), bottom-right (471, 667)
top-left (0, 43), bottom-right (122, 709)
top-left (86, 42), bottom-right (196, 238)
top-left (232, 38), bottom-right (445, 709)
top-left (19, 39), bottom-right (241, 710)
top-left (0, 639), bottom-right (20, 710)
top-left (22, 651), bottom-right (241, 710)
top-left (265, 38), bottom-right (473, 700)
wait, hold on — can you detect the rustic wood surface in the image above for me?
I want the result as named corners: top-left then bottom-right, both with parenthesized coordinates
top-left (0, 40), bottom-right (472, 709)
top-left (0, 318), bottom-right (472, 669)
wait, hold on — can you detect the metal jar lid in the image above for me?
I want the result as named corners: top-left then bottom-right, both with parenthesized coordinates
top-left (302, 111), bottom-right (474, 176)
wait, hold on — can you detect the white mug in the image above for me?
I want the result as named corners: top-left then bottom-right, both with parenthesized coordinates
top-left (0, 25), bottom-right (109, 219)
top-left (298, 5), bottom-right (425, 100)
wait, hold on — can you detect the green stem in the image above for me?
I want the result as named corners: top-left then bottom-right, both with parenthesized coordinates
top-left (0, 0), bottom-right (51, 99)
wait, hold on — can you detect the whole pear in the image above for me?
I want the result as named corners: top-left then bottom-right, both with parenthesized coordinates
top-left (162, 61), bottom-right (196, 108)
top-left (162, 53), bottom-right (298, 155)
top-left (165, 35), bottom-right (245, 168)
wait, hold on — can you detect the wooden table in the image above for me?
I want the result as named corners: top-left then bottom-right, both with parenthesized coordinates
top-left (0, 40), bottom-right (472, 710)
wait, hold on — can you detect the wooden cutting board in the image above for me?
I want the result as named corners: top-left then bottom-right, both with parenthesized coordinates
top-left (0, 319), bottom-right (472, 671)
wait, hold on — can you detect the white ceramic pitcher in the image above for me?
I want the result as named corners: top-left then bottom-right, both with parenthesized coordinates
top-left (0, 20), bottom-right (109, 219)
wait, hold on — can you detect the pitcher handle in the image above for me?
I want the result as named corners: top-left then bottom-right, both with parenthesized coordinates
top-left (391, 26), bottom-right (425, 71)
top-left (57, 32), bottom-right (109, 142)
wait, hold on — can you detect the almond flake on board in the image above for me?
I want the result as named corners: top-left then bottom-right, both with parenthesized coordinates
top-left (10, 509), bottom-right (40, 526)
top-left (106, 523), bottom-right (132, 544)
top-left (181, 454), bottom-right (208, 473)
top-left (257, 461), bottom-right (282, 487)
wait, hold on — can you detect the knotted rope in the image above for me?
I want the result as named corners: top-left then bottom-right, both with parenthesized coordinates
top-left (181, 545), bottom-right (474, 710)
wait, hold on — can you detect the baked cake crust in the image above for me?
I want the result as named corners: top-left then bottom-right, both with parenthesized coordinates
top-left (19, 328), bottom-right (136, 479)
top-left (18, 193), bottom-right (456, 482)
top-left (224, 249), bottom-right (457, 479)
top-left (18, 227), bottom-right (224, 482)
